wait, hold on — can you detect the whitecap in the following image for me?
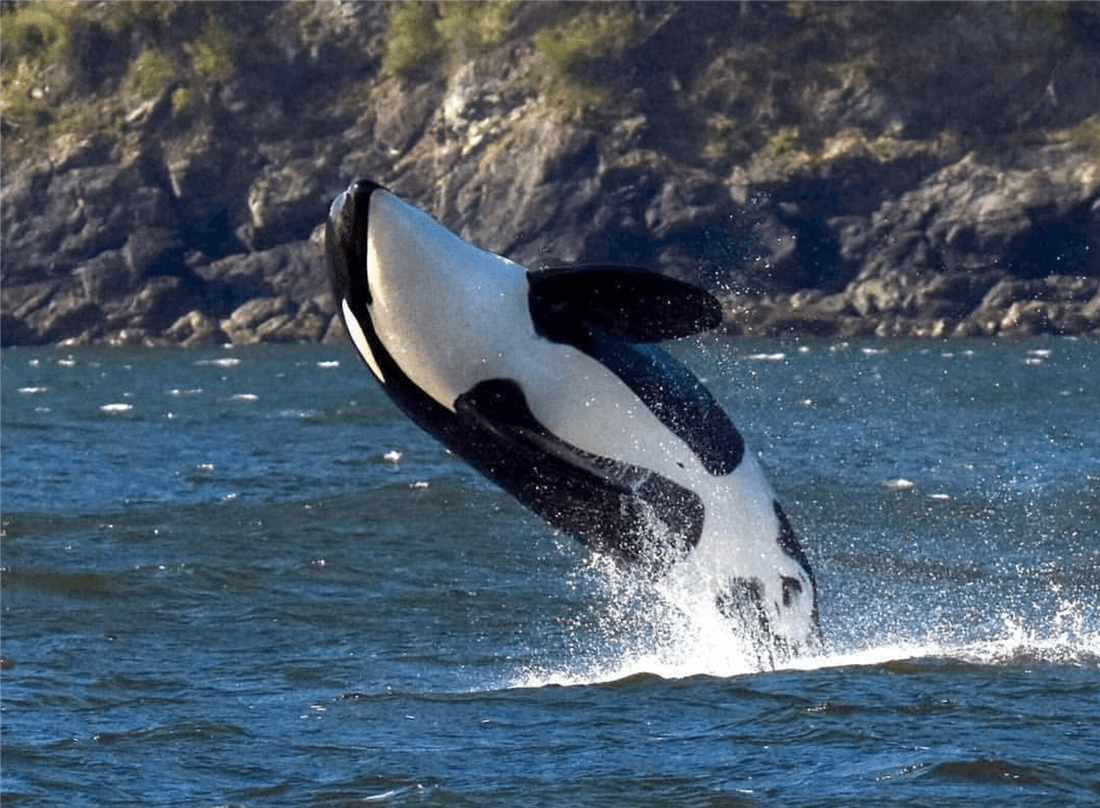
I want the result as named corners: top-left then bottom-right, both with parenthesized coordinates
top-left (18, 386), bottom-right (47, 394)
top-left (229, 393), bottom-right (258, 402)
top-left (100, 403), bottom-right (133, 413)
top-left (747, 352), bottom-right (786, 361)
top-left (883, 478), bottom-right (915, 490)
top-left (317, 360), bottom-right (341, 368)
top-left (196, 357), bottom-right (241, 368)
top-left (274, 408), bottom-right (315, 419)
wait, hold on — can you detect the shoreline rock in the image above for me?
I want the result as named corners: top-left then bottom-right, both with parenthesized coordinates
top-left (2, 2), bottom-right (1099, 346)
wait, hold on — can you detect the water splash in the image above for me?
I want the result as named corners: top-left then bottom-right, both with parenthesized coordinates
top-left (514, 552), bottom-right (829, 687)
top-left (511, 560), bottom-right (1099, 689)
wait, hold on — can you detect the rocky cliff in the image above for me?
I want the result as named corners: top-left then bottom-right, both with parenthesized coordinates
top-left (2, 1), bottom-right (1099, 347)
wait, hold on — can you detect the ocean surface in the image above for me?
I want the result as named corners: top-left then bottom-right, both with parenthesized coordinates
top-left (2, 338), bottom-right (1098, 807)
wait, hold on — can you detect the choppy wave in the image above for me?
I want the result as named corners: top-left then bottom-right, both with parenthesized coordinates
top-left (4, 340), bottom-right (1099, 808)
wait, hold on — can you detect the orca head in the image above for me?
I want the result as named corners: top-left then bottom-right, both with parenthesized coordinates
top-left (326, 179), bottom-right (531, 405)
top-left (327, 179), bottom-right (378, 314)
top-left (326, 179), bottom-right (388, 382)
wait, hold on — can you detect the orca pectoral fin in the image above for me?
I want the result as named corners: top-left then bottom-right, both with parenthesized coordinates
top-left (528, 265), bottom-right (722, 343)
top-left (453, 379), bottom-right (703, 571)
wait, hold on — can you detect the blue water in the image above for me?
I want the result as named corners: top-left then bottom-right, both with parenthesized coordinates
top-left (2, 339), bottom-right (1098, 807)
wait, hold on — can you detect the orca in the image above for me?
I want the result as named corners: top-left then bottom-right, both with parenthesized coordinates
top-left (326, 179), bottom-right (820, 663)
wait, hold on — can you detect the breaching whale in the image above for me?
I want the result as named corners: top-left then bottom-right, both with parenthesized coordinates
top-left (326, 179), bottom-right (820, 663)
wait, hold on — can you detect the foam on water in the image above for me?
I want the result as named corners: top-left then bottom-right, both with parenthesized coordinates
top-left (511, 555), bottom-right (1100, 689)
top-left (512, 576), bottom-right (765, 687)
top-left (800, 600), bottom-right (1100, 673)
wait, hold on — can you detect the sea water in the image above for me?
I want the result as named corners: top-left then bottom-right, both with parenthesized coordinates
top-left (2, 338), bottom-right (1098, 807)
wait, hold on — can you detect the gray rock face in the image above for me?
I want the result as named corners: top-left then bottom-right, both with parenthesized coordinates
top-left (2, 2), bottom-right (1098, 346)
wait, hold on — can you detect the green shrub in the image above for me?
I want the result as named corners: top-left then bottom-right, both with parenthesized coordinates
top-left (0, 2), bottom-right (78, 140)
top-left (531, 4), bottom-right (642, 118)
top-left (436, 2), bottom-right (515, 58)
top-left (128, 48), bottom-right (176, 100)
top-left (534, 4), bottom-right (638, 77)
top-left (382, 2), bottom-right (443, 80)
top-left (188, 16), bottom-right (237, 83)
top-left (1053, 115), bottom-right (1100, 157)
top-left (171, 86), bottom-right (193, 115)
top-left (382, 2), bottom-right (518, 80)
top-left (0, 1), bottom-right (75, 66)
